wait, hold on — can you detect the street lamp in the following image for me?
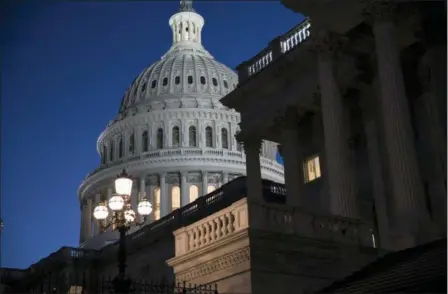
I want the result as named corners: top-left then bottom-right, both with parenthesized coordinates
top-left (93, 169), bottom-right (152, 293)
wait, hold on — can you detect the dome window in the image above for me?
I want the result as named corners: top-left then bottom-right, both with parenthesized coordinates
top-left (221, 128), bottom-right (229, 149)
top-left (133, 87), bottom-right (138, 95)
top-left (172, 126), bottom-right (180, 148)
top-left (212, 78), bottom-right (218, 87)
top-left (205, 126), bottom-right (213, 148)
top-left (156, 128), bottom-right (164, 149)
top-left (223, 80), bottom-right (229, 89)
top-left (188, 75), bottom-right (193, 84)
top-left (189, 126), bottom-right (197, 147)
top-left (175, 76), bottom-right (181, 85)
top-left (163, 77), bottom-right (168, 86)
top-left (129, 133), bottom-right (135, 155)
top-left (101, 145), bottom-right (107, 164)
top-left (141, 83), bottom-right (147, 92)
top-left (109, 143), bottom-right (114, 161)
top-left (142, 130), bottom-right (149, 152)
top-left (200, 76), bottom-right (206, 85)
top-left (151, 80), bottom-right (157, 89)
top-left (118, 137), bottom-right (124, 158)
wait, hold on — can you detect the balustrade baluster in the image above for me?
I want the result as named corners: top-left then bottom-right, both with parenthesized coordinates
top-left (204, 222), bottom-right (210, 244)
top-left (215, 218), bottom-right (221, 239)
top-left (220, 215), bottom-right (227, 236)
top-left (198, 225), bottom-right (204, 247)
top-left (226, 212), bottom-right (234, 233)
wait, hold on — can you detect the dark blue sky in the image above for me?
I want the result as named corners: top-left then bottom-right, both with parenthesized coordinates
top-left (1, 1), bottom-right (299, 269)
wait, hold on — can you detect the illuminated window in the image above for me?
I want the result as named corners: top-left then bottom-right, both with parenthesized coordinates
top-left (189, 126), bottom-right (197, 147)
top-left (221, 128), bottom-right (228, 149)
top-left (157, 128), bottom-right (164, 149)
top-left (303, 155), bottom-right (321, 183)
top-left (207, 185), bottom-right (216, 193)
top-left (142, 131), bottom-right (149, 152)
top-left (189, 185), bottom-right (199, 203)
top-left (171, 186), bottom-right (181, 211)
top-left (154, 187), bottom-right (161, 221)
top-left (205, 126), bottom-right (213, 147)
top-left (172, 126), bottom-right (180, 147)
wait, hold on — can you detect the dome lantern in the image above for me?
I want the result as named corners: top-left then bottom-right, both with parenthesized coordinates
top-left (169, 0), bottom-right (204, 45)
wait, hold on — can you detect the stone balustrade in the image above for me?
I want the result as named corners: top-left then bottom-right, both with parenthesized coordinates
top-left (172, 197), bottom-right (375, 258)
top-left (84, 147), bottom-right (282, 180)
top-left (237, 18), bottom-right (311, 82)
top-left (174, 198), bottom-right (249, 256)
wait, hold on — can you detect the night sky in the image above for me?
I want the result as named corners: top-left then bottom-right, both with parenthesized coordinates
top-left (2, 1), bottom-right (297, 269)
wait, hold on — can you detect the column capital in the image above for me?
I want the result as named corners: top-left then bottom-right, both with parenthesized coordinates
top-left (180, 171), bottom-right (188, 178)
top-left (309, 30), bottom-right (347, 58)
top-left (363, 1), bottom-right (397, 24)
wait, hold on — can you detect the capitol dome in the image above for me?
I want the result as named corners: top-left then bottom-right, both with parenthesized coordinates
top-left (78, 0), bottom-right (284, 250)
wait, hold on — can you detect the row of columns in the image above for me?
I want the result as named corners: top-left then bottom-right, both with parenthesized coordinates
top-left (80, 171), bottom-right (231, 243)
top-left (240, 2), bottom-right (439, 249)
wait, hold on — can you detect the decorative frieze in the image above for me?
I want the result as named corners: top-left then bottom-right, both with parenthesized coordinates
top-left (166, 173), bottom-right (180, 185)
top-left (187, 172), bottom-right (201, 183)
top-left (176, 247), bottom-right (250, 282)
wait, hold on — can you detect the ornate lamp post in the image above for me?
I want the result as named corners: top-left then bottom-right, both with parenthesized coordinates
top-left (93, 169), bottom-right (152, 293)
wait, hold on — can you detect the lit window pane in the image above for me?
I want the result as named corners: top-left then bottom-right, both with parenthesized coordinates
top-left (189, 185), bottom-right (199, 203)
top-left (171, 186), bottom-right (180, 211)
top-left (154, 187), bottom-right (161, 220)
top-left (303, 155), bottom-right (321, 183)
top-left (207, 185), bottom-right (216, 193)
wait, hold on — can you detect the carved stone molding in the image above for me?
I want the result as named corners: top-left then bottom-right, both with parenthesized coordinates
top-left (176, 246), bottom-right (250, 282)
top-left (166, 173), bottom-right (180, 185)
top-left (187, 172), bottom-right (201, 183)
top-left (208, 173), bottom-right (221, 184)
top-left (148, 175), bottom-right (159, 186)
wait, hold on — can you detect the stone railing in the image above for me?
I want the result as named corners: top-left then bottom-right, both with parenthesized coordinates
top-left (84, 148), bottom-right (248, 180)
top-left (84, 148), bottom-right (283, 181)
top-left (236, 18), bottom-right (311, 83)
top-left (251, 202), bottom-right (375, 247)
top-left (172, 198), bottom-right (374, 258)
top-left (174, 198), bottom-right (249, 256)
top-left (99, 177), bottom-right (286, 258)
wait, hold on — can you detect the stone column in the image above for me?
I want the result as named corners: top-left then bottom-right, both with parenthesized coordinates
top-left (181, 172), bottom-right (189, 206)
top-left (146, 182), bottom-right (155, 222)
top-left (160, 173), bottom-right (169, 217)
top-left (279, 106), bottom-right (305, 207)
top-left (201, 171), bottom-right (208, 196)
top-left (366, 2), bottom-right (434, 247)
top-left (359, 85), bottom-right (392, 250)
top-left (242, 136), bottom-right (263, 202)
top-left (139, 177), bottom-right (146, 201)
top-left (223, 172), bottom-right (229, 185)
top-left (310, 30), bottom-right (359, 218)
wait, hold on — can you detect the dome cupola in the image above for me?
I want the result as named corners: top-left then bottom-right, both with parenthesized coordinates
top-left (117, 0), bottom-right (238, 117)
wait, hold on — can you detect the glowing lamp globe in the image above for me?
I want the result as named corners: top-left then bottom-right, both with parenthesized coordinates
top-left (137, 199), bottom-right (152, 216)
top-left (124, 209), bottom-right (136, 223)
top-left (115, 169), bottom-right (133, 196)
top-left (93, 204), bottom-right (109, 220)
top-left (108, 195), bottom-right (125, 211)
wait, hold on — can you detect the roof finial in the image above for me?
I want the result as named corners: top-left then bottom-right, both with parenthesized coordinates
top-left (179, 0), bottom-right (195, 12)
